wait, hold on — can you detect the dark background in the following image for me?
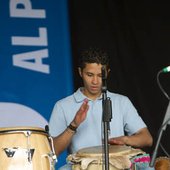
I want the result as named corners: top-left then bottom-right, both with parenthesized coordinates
top-left (69, 0), bottom-right (170, 157)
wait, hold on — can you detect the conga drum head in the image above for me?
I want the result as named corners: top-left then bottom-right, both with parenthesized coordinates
top-left (67, 145), bottom-right (146, 170)
top-left (155, 157), bottom-right (170, 170)
top-left (0, 126), bottom-right (56, 170)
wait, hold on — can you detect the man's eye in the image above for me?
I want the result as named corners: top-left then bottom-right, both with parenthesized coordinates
top-left (87, 73), bottom-right (93, 77)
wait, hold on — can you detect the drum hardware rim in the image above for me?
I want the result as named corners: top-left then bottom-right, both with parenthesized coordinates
top-left (0, 129), bottom-right (48, 135)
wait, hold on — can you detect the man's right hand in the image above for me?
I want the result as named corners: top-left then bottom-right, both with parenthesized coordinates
top-left (71, 98), bottom-right (89, 127)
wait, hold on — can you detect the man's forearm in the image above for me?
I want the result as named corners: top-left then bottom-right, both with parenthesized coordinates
top-left (53, 128), bottom-right (76, 155)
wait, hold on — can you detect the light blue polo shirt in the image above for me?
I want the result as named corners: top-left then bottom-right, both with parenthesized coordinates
top-left (49, 88), bottom-right (146, 154)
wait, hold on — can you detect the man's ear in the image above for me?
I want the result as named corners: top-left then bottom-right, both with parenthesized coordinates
top-left (106, 68), bottom-right (111, 77)
top-left (78, 67), bottom-right (82, 77)
top-left (107, 68), bottom-right (111, 75)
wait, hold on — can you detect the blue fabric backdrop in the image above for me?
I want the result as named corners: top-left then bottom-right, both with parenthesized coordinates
top-left (0, 0), bottom-right (72, 169)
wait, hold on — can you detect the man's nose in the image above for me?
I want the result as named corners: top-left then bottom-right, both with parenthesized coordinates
top-left (92, 76), bottom-right (99, 84)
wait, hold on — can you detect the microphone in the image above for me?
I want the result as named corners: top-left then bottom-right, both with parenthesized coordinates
top-left (162, 66), bottom-right (170, 73)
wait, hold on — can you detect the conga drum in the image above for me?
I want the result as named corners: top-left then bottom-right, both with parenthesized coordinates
top-left (67, 145), bottom-right (151, 170)
top-left (155, 157), bottom-right (170, 170)
top-left (0, 126), bottom-right (57, 170)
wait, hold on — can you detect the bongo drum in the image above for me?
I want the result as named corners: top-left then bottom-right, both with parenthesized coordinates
top-left (0, 126), bottom-right (57, 170)
top-left (67, 145), bottom-right (149, 170)
top-left (155, 157), bottom-right (170, 170)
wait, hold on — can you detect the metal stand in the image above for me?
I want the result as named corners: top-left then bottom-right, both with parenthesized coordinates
top-left (150, 101), bottom-right (170, 167)
top-left (102, 67), bottom-right (112, 170)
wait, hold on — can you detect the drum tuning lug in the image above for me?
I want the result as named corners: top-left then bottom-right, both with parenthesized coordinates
top-left (48, 152), bottom-right (57, 162)
top-left (52, 154), bottom-right (57, 161)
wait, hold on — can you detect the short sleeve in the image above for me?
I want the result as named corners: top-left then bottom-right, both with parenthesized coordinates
top-left (49, 102), bottom-right (67, 137)
top-left (123, 97), bottom-right (146, 135)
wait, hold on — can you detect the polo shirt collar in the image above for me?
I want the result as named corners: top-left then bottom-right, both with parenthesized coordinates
top-left (74, 87), bottom-right (104, 103)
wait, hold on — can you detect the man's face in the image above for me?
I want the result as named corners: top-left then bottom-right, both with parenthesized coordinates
top-left (79, 63), bottom-right (104, 99)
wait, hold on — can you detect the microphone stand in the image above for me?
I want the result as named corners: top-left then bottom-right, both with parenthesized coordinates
top-left (150, 101), bottom-right (170, 167)
top-left (102, 67), bottom-right (112, 170)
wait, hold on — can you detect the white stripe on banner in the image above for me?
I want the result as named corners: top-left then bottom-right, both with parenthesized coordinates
top-left (0, 0), bottom-right (72, 169)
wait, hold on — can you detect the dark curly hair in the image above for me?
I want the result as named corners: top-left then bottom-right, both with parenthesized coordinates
top-left (78, 48), bottom-right (110, 70)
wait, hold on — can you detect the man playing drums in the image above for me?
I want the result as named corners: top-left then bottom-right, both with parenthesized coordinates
top-left (49, 48), bottom-right (153, 169)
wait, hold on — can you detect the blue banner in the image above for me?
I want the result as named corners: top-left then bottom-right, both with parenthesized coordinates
top-left (0, 0), bottom-right (72, 168)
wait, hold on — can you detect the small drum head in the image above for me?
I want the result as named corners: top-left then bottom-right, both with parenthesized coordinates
top-left (0, 126), bottom-right (47, 133)
top-left (155, 157), bottom-right (170, 170)
top-left (76, 145), bottom-right (134, 158)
